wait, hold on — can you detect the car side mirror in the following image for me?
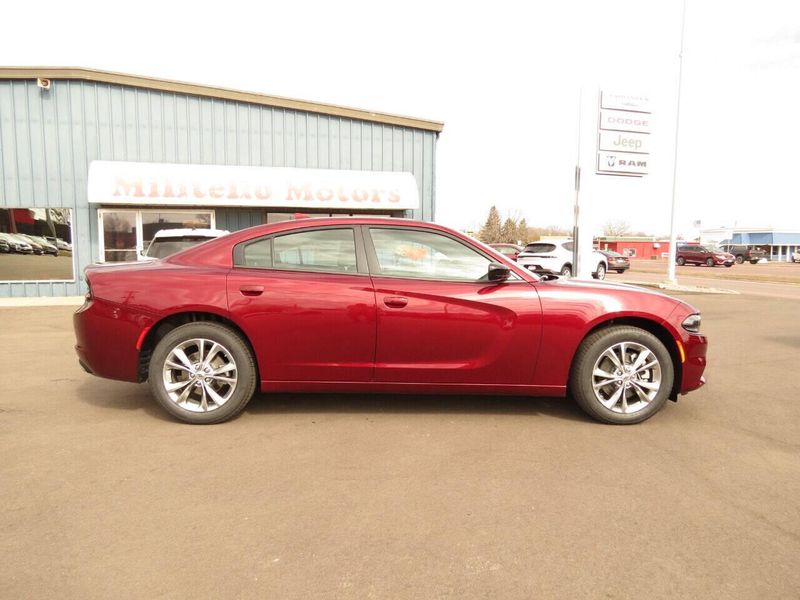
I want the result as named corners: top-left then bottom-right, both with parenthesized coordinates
top-left (488, 262), bottom-right (511, 282)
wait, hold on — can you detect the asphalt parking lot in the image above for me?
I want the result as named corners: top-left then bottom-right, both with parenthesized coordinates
top-left (1, 288), bottom-right (799, 598)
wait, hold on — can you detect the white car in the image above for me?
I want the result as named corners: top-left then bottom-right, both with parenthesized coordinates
top-left (142, 228), bottom-right (230, 260)
top-left (516, 239), bottom-right (608, 279)
top-left (792, 249), bottom-right (800, 263)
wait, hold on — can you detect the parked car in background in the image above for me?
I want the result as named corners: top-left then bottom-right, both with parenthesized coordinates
top-left (792, 249), bottom-right (800, 263)
top-left (489, 243), bottom-right (523, 261)
top-left (13, 234), bottom-right (44, 255)
top-left (74, 218), bottom-right (707, 426)
top-left (20, 234), bottom-right (59, 256)
top-left (143, 228), bottom-right (230, 260)
top-left (0, 233), bottom-right (34, 254)
top-left (598, 249), bottom-right (630, 273)
top-left (720, 244), bottom-right (766, 264)
top-left (517, 239), bottom-right (608, 279)
top-left (676, 243), bottom-right (735, 267)
top-left (46, 237), bottom-right (72, 253)
top-left (0, 237), bottom-right (9, 253)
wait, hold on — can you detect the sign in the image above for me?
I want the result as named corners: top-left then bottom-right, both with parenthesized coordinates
top-left (598, 109), bottom-right (650, 134)
top-left (596, 90), bottom-right (651, 177)
top-left (598, 130), bottom-right (650, 154)
top-left (600, 91), bottom-right (651, 113)
top-left (596, 151), bottom-right (649, 176)
top-left (88, 161), bottom-right (420, 210)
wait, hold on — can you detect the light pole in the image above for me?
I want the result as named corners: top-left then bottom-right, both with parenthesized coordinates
top-left (666, 0), bottom-right (688, 284)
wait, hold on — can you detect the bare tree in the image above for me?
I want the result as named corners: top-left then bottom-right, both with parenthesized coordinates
top-left (603, 219), bottom-right (632, 237)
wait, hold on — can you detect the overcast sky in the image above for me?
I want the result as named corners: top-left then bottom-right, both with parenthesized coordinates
top-left (4, 0), bottom-right (799, 236)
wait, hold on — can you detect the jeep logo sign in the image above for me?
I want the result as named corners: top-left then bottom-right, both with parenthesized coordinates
top-left (596, 90), bottom-right (651, 177)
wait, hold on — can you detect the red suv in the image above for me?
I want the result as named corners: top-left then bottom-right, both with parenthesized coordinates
top-left (676, 244), bottom-right (735, 267)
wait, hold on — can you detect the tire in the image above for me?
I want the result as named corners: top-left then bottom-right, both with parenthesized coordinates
top-left (615, 270), bottom-right (625, 274)
top-left (725, 264), bottom-right (733, 267)
top-left (560, 264), bottom-right (572, 278)
top-left (750, 260), bottom-right (759, 265)
top-left (593, 263), bottom-right (607, 280)
top-left (735, 255), bottom-right (744, 264)
top-left (148, 322), bottom-right (257, 424)
top-left (676, 257), bottom-right (685, 266)
top-left (569, 326), bottom-right (674, 425)
top-left (705, 258), bottom-right (714, 267)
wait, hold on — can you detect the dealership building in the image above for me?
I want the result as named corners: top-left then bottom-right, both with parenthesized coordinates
top-left (0, 67), bottom-right (442, 298)
top-left (700, 227), bottom-right (800, 262)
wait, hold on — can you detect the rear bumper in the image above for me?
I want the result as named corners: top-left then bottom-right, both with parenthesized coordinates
top-left (73, 299), bottom-right (151, 383)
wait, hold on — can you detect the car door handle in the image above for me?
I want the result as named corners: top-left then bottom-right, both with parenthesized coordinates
top-left (383, 296), bottom-right (408, 308)
top-left (239, 285), bottom-right (264, 296)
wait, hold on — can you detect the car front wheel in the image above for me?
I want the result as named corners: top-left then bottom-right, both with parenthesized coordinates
top-left (735, 255), bottom-right (744, 264)
top-left (560, 264), bottom-right (572, 278)
top-left (149, 322), bottom-right (257, 424)
top-left (569, 326), bottom-right (674, 424)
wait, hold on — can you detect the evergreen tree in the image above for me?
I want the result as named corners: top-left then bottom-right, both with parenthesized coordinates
top-left (479, 206), bottom-right (502, 243)
top-left (517, 218), bottom-right (528, 244)
top-left (500, 218), bottom-right (517, 243)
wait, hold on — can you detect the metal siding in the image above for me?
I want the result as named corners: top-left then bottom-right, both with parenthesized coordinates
top-left (0, 79), bottom-right (436, 297)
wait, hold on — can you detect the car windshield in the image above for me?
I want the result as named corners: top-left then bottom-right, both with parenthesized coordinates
top-left (522, 243), bottom-right (556, 253)
top-left (145, 238), bottom-right (210, 259)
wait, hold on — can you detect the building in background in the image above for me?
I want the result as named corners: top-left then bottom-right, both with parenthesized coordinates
top-left (700, 227), bottom-right (800, 262)
top-left (0, 67), bottom-right (442, 297)
top-left (595, 236), bottom-right (671, 260)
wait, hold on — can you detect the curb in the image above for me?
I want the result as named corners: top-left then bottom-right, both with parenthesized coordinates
top-left (623, 280), bottom-right (740, 295)
top-left (0, 296), bottom-right (85, 308)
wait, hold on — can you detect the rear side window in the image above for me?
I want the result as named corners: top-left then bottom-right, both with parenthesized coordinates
top-left (523, 243), bottom-right (556, 253)
top-left (236, 228), bottom-right (357, 274)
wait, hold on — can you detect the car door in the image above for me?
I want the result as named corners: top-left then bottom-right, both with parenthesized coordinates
top-left (227, 226), bottom-right (377, 382)
top-left (364, 226), bottom-right (542, 385)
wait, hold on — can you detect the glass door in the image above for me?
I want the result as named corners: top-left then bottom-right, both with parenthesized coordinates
top-left (99, 210), bottom-right (138, 262)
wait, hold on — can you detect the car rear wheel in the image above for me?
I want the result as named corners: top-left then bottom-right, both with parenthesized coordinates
top-left (149, 322), bottom-right (257, 424)
top-left (676, 257), bottom-right (685, 266)
top-left (735, 255), bottom-right (744, 264)
top-left (705, 258), bottom-right (714, 267)
top-left (560, 264), bottom-right (572, 278)
top-left (593, 263), bottom-right (606, 280)
top-left (569, 326), bottom-right (674, 424)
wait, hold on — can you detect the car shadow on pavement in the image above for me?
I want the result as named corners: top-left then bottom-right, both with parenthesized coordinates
top-left (77, 380), bottom-right (175, 422)
top-left (245, 393), bottom-right (591, 423)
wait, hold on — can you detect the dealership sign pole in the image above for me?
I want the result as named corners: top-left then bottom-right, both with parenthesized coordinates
top-left (571, 90), bottom-right (650, 279)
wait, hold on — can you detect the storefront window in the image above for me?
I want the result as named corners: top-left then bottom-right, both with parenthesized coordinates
top-left (0, 208), bottom-right (75, 281)
top-left (141, 211), bottom-right (212, 249)
top-left (98, 209), bottom-right (214, 262)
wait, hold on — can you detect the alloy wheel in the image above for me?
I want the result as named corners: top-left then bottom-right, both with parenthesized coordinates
top-left (162, 338), bottom-right (238, 413)
top-left (591, 341), bottom-right (662, 415)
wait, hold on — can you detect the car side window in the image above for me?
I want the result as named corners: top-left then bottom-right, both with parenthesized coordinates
top-left (237, 228), bottom-right (358, 274)
top-left (368, 228), bottom-right (494, 281)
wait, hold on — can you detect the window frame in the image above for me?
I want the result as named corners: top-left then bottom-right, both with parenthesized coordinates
top-left (363, 225), bottom-right (523, 283)
top-left (232, 225), bottom-right (369, 276)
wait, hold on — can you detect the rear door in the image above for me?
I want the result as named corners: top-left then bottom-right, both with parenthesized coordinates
top-left (364, 226), bottom-right (542, 385)
top-left (227, 226), bottom-right (377, 382)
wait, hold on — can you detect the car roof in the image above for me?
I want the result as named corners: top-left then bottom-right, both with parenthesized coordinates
top-left (151, 228), bottom-right (230, 239)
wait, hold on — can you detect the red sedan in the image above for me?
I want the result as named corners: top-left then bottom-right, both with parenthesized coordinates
top-left (74, 218), bottom-right (707, 425)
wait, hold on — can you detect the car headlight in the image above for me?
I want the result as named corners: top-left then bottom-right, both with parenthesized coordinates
top-left (682, 314), bottom-right (701, 333)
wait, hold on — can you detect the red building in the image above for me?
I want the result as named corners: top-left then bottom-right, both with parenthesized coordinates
top-left (596, 237), bottom-right (672, 260)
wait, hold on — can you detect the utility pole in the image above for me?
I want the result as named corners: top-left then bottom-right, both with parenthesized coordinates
top-left (666, 0), bottom-right (688, 284)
